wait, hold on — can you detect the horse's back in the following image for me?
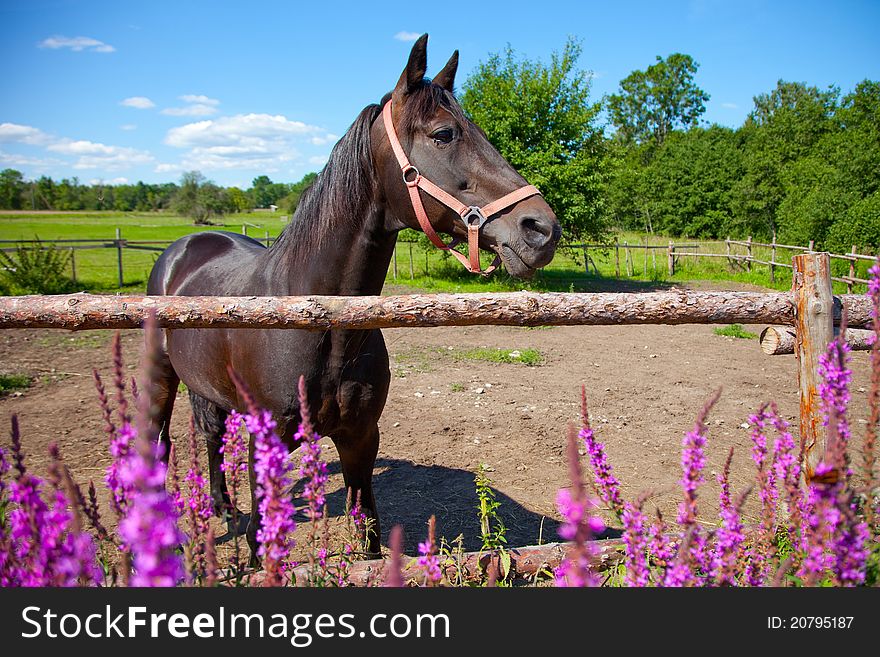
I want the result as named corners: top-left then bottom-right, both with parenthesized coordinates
top-left (148, 230), bottom-right (266, 296)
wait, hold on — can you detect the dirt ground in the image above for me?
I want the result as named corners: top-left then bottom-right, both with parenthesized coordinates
top-left (0, 280), bottom-right (874, 563)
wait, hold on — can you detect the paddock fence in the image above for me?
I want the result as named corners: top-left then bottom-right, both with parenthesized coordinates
top-left (3, 229), bottom-right (876, 290)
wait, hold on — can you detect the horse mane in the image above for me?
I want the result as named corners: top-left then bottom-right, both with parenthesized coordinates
top-left (272, 81), bottom-right (466, 256)
top-left (272, 103), bottom-right (381, 254)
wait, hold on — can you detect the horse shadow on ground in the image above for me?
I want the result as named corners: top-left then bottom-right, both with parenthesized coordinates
top-left (317, 458), bottom-right (619, 554)
top-left (312, 458), bottom-right (558, 553)
top-left (218, 458), bottom-right (621, 554)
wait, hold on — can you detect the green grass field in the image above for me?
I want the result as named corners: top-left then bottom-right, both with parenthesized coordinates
top-left (0, 212), bottom-right (873, 294)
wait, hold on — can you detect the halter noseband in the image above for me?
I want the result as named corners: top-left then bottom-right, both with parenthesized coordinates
top-left (382, 100), bottom-right (542, 275)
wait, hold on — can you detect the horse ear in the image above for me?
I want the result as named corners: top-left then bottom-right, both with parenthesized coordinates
top-left (433, 50), bottom-right (458, 92)
top-left (393, 33), bottom-right (428, 103)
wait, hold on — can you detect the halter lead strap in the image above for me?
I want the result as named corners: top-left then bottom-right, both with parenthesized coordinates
top-left (382, 100), bottom-right (541, 275)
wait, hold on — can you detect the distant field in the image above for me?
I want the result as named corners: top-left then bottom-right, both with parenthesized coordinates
top-left (0, 211), bottom-right (289, 292)
top-left (1, 211), bottom-right (870, 294)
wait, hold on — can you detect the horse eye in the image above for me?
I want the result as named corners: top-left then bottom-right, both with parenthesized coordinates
top-left (431, 128), bottom-right (454, 145)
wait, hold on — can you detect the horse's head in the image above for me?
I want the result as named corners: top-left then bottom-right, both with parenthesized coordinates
top-left (374, 34), bottom-right (561, 279)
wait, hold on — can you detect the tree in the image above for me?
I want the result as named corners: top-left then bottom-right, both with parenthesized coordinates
top-left (0, 169), bottom-right (25, 209)
top-left (774, 80), bottom-right (879, 247)
top-left (282, 172), bottom-right (318, 214)
top-left (460, 38), bottom-right (609, 242)
top-left (734, 81), bottom-right (840, 240)
top-left (226, 186), bottom-right (251, 213)
top-left (171, 171), bottom-right (230, 224)
top-left (607, 53), bottom-right (710, 146)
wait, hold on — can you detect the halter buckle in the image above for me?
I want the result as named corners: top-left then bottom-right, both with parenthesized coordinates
top-left (402, 165), bottom-right (420, 187)
top-left (462, 206), bottom-right (488, 230)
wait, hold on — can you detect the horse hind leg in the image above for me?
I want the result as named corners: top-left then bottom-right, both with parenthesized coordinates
top-left (153, 348), bottom-right (180, 465)
top-left (188, 391), bottom-right (239, 525)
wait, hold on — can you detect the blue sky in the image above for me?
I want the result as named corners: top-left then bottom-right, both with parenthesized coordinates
top-left (1, 0), bottom-right (878, 189)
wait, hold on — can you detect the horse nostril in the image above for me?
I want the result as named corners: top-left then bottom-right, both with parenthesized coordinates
top-left (519, 215), bottom-right (559, 250)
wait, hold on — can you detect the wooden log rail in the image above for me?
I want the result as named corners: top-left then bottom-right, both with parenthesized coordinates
top-left (0, 290), bottom-right (872, 331)
top-left (760, 326), bottom-right (875, 355)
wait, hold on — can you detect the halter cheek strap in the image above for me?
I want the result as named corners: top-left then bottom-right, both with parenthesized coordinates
top-left (382, 100), bottom-right (541, 275)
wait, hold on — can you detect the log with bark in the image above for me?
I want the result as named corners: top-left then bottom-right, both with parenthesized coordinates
top-left (0, 291), bottom-right (872, 331)
top-left (760, 325), bottom-right (875, 355)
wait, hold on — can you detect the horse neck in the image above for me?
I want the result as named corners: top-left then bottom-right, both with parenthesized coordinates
top-left (264, 201), bottom-right (396, 296)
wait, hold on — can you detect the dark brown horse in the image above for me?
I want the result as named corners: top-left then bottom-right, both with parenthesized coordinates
top-left (147, 34), bottom-right (561, 559)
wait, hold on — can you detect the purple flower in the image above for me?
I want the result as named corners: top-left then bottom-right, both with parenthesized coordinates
top-left (817, 337), bottom-right (852, 470)
top-left (297, 422), bottom-right (328, 522)
top-left (1, 426), bottom-right (101, 587)
top-left (621, 499), bottom-right (650, 587)
top-left (579, 388), bottom-right (624, 517)
top-left (678, 418), bottom-right (708, 526)
top-left (117, 435), bottom-right (185, 587)
top-left (417, 541), bottom-right (442, 584)
top-left (220, 410), bottom-right (248, 483)
top-left (105, 422), bottom-right (137, 515)
top-left (711, 452), bottom-right (746, 586)
top-left (249, 408), bottom-right (296, 585)
top-left (554, 427), bottom-right (599, 588)
top-left (417, 516), bottom-right (442, 585)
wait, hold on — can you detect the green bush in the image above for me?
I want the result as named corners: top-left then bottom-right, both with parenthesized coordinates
top-left (0, 240), bottom-right (76, 294)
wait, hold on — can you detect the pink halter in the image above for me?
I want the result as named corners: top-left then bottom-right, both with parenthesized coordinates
top-left (382, 100), bottom-right (542, 275)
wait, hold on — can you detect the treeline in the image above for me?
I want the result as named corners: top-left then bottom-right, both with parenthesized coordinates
top-left (0, 168), bottom-right (317, 223)
top-left (608, 79), bottom-right (880, 252)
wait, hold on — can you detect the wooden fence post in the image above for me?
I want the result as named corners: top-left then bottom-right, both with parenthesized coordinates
top-left (624, 241), bottom-right (632, 276)
top-left (667, 241), bottom-right (675, 276)
top-left (746, 236), bottom-right (753, 272)
top-left (726, 236), bottom-right (730, 269)
top-left (793, 252), bottom-right (834, 482)
top-left (425, 249), bottom-right (429, 277)
top-left (408, 242), bottom-right (414, 280)
top-left (614, 244), bottom-right (620, 278)
top-left (392, 244), bottom-right (398, 280)
top-left (643, 237), bottom-right (648, 276)
top-left (265, 230), bottom-right (270, 247)
top-left (583, 245), bottom-right (589, 275)
top-left (848, 245), bottom-right (856, 294)
top-left (69, 248), bottom-right (77, 285)
top-left (770, 232), bottom-right (777, 284)
top-left (242, 224), bottom-right (248, 237)
top-left (115, 227), bottom-right (124, 288)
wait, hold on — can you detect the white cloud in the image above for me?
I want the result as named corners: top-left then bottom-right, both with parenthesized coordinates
top-left (308, 155), bottom-right (329, 167)
top-left (179, 95), bottom-right (220, 106)
top-left (0, 150), bottom-right (63, 169)
top-left (0, 123), bottom-right (52, 146)
top-left (47, 139), bottom-right (153, 170)
top-left (161, 95), bottom-right (221, 117)
top-left (309, 133), bottom-right (339, 146)
top-left (120, 124), bottom-right (137, 131)
top-left (155, 163), bottom-right (184, 174)
top-left (163, 113), bottom-right (332, 172)
top-left (160, 104), bottom-right (219, 117)
top-left (121, 96), bottom-right (155, 109)
top-left (165, 114), bottom-right (324, 149)
top-left (109, 177), bottom-right (129, 184)
top-left (394, 31), bottom-right (422, 42)
top-left (39, 35), bottom-right (115, 53)
top-left (721, 102), bottom-right (739, 109)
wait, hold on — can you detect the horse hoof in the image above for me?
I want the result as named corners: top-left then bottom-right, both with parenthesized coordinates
top-left (227, 512), bottom-right (250, 537)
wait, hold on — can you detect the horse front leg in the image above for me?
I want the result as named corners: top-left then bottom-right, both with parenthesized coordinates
top-left (333, 423), bottom-right (382, 557)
